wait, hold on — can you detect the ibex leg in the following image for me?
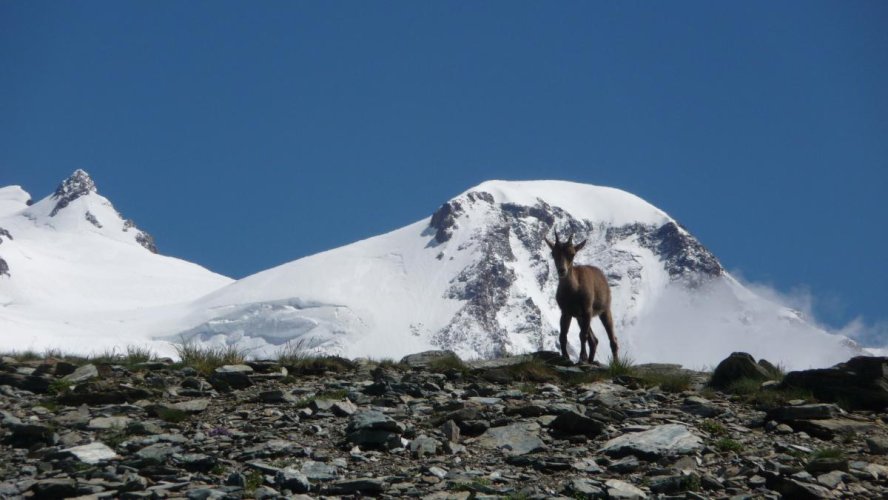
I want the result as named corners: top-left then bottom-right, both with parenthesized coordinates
top-left (600, 308), bottom-right (618, 361)
top-left (559, 313), bottom-right (571, 360)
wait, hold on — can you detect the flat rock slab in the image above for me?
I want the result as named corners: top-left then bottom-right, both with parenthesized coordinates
top-left (476, 422), bottom-right (546, 456)
top-left (62, 364), bottom-right (98, 384)
top-left (605, 479), bottom-right (648, 499)
top-left (88, 416), bottom-right (131, 430)
top-left (793, 418), bottom-right (880, 440)
top-left (400, 350), bottom-right (459, 368)
top-left (601, 424), bottom-right (702, 460)
top-left (169, 399), bottom-right (210, 413)
top-left (62, 442), bottom-right (118, 464)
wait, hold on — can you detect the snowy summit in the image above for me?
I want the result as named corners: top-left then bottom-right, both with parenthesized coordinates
top-left (0, 174), bottom-right (861, 369)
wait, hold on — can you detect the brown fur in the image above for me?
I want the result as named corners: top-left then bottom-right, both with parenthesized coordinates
top-left (545, 233), bottom-right (618, 363)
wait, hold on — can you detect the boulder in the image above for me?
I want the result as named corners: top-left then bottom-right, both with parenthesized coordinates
top-left (400, 350), bottom-right (460, 369)
top-left (709, 352), bottom-right (776, 388)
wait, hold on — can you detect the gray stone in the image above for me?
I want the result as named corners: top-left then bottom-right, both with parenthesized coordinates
top-left (170, 399), bottom-right (210, 413)
top-left (331, 400), bottom-right (358, 416)
top-left (322, 478), bottom-right (386, 495)
top-left (548, 410), bottom-right (605, 437)
top-left (301, 460), bottom-right (338, 481)
top-left (400, 350), bottom-right (460, 368)
top-left (347, 410), bottom-right (405, 433)
top-left (442, 419), bottom-right (461, 442)
top-left (793, 418), bottom-right (879, 440)
top-left (817, 470), bottom-right (848, 489)
top-left (409, 435), bottom-right (439, 457)
top-left (62, 363), bottom-right (99, 384)
top-left (174, 453), bottom-right (218, 472)
top-left (61, 442), bottom-right (118, 464)
top-left (600, 424), bottom-right (702, 460)
top-left (605, 479), bottom-right (647, 499)
top-left (476, 422), bottom-right (546, 456)
top-left (681, 396), bottom-right (725, 417)
top-left (567, 478), bottom-right (604, 497)
top-left (135, 443), bottom-right (181, 464)
top-left (767, 403), bottom-right (842, 421)
top-left (275, 468), bottom-right (311, 493)
top-left (88, 416), bottom-right (131, 430)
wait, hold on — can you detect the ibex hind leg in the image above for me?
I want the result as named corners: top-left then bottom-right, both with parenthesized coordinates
top-left (600, 308), bottom-right (618, 361)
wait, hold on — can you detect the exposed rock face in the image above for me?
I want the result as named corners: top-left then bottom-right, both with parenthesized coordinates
top-left (0, 227), bottom-right (11, 277)
top-left (50, 169), bottom-right (96, 217)
top-left (84, 211), bottom-right (103, 228)
top-left (123, 219), bottom-right (159, 253)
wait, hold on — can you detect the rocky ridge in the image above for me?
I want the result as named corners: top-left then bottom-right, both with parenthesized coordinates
top-left (2, 351), bottom-right (888, 499)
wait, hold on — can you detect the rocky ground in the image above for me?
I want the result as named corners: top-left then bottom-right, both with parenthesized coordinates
top-left (2, 349), bottom-right (888, 499)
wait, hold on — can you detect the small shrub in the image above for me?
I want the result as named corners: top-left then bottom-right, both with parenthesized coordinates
top-left (244, 470), bottom-right (264, 495)
top-left (699, 419), bottom-right (729, 437)
top-left (714, 438), bottom-right (744, 453)
top-left (48, 378), bottom-right (74, 395)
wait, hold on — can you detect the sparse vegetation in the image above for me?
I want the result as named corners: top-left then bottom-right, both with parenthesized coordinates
top-left (810, 447), bottom-right (845, 460)
top-left (48, 378), bottom-right (74, 395)
top-left (503, 359), bottom-right (560, 382)
top-left (637, 371), bottom-right (693, 393)
top-left (90, 345), bottom-right (158, 368)
top-left (725, 377), bottom-right (763, 395)
top-left (244, 470), bottom-right (264, 496)
top-left (427, 353), bottom-right (470, 375)
top-left (714, 438), bottom-right (744, 453)
top-left (286, 356), bottom-right (355, 375)
top-left (699, 419), bottom-right (729, 437)
top-left (607, 354), bottom-right (636, 378)
top-left (174, 339), bottom-right (248, 376)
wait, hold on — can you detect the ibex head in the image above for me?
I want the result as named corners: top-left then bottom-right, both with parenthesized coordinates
top-left (544, 232), bottom-right (586, 278)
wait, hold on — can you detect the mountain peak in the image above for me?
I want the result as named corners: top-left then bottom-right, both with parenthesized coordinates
top-left (50, 169), bottom-right (97, 217)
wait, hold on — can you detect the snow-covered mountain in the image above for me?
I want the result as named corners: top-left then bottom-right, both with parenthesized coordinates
top-left (171, 180), bottom-right (860, 369)
top-left (0, 174), bottom-right (861, 369)
top-left (0, 170), bottom-right (232, 352)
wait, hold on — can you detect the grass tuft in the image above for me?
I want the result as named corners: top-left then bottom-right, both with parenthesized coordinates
top-left (504, 359), bottom-right (560, 383)
top-left (607, 354), bottom-right (636, 378)
top-left (810, 447), bottom-right (845, 460)
top-left (174, 339), bottom-right (248, 376)
top-left (427, 353), bottom-right (470, 375)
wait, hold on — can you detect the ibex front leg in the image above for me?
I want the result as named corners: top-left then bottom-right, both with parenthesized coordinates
top-left (559, 313), bottom-right (572, 360)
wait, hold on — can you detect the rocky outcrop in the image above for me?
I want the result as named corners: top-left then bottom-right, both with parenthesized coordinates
top-left (782, 356), bottom-right (888, 411)
top-left (0, 227), bottom-right (11, 277)
top-left (50, 169), bottom-right (97, 217)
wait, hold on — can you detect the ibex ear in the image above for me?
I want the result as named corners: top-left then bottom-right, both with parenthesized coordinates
top-left (544, 237), bottom-right (554, 250)
top-left (575, 239), bottom-right (587, 251)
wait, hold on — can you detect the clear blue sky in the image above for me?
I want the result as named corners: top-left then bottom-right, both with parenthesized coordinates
top-left (2, 1), bottom-right (886, 342)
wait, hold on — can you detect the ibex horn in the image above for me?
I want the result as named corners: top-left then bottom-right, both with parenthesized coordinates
top-left (554, 232), bottom-right (560, 244)
top-left (567, 234), bottom-right (573, 245)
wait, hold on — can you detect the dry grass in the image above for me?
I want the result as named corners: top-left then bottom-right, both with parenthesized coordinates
top-left (174, 340), bottom-right (248, 376)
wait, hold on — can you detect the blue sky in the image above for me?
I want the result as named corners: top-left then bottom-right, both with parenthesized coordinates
top-left (2, 1), bottom-right (886, 343)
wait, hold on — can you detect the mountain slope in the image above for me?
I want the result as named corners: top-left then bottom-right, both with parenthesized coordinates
top-left (0, 170), bottom-right (233, 352)
top-left (172, 180), bottom-right (860, 369)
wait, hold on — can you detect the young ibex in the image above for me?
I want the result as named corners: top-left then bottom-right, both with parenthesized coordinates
top-left (545, 232), bottom-right (618, 364)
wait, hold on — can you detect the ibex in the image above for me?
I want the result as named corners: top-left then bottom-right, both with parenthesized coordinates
top-left (545, 232), bottom-right (618, 364)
